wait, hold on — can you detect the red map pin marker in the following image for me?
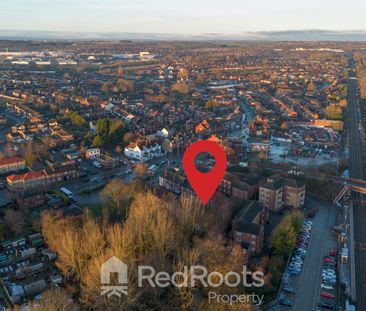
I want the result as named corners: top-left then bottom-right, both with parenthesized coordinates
top-left (183, 140), bottom-right (227, 205)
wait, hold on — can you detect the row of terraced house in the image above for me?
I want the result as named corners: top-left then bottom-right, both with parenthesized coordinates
top-left (6, 161), bottom-right (79, 191)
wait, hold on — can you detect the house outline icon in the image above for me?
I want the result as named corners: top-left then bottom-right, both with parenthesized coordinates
top-left (101, 256), bottom-right (128, 297)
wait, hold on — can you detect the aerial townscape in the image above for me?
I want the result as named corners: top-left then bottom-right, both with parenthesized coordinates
top-left (0, 2), bottom-right (366, 311)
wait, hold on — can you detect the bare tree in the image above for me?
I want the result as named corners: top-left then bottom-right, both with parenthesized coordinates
top-left (172, 82), bottom-right (190, 94)
top-left (20, 142), bottom-right (38, 167)
top-left (100, 179), bottom-right (128, 213)
top-left (177, 68), bottom-right (189, 80)
top-left (29, 287), bottom-right (79, 311)
top-left (4, 209), bottom-right (25, 236)
top-left (117, 65), bottom-right (124, 77)
top-left (100, 179), bottom-right (142, 218)
top-left (133, 162), bottom-right (148, 178)
top-left (123, 132), bottom-right (135, 143)
top-left (80, 218), bottom-right (105, 260)
top-left (123, 192), bottom-right (177, 259)
top-left (174, 196), bottom-right (205, 247)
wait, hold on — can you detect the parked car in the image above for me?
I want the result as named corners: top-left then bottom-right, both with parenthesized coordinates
top-left (321, 283), bottom-right (334, 290)
top-left (279, 298), bottom-right (294, 306)
top-left (324, 257), bottom-right (335, 264)
top-left (288, 269), bottom-right (301, 275)
top-left (320, 292), bottom-right (335, 299)
top-left (318, 302), bottom-right (335, 309)
top-left (282, 286), bottom-right (296, 294)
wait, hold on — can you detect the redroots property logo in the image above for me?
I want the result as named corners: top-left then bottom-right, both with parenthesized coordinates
top-left (100, 256), bottom-right (265, 299)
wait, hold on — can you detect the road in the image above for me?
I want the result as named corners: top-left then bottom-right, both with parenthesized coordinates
top-left (278, 196), bottom-right (338, 311)
top-left (347, 55), bottom-right (366, 310)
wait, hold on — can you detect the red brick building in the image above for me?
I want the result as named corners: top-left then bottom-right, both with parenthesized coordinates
top-left (232, 201), bottom-right (268, 259)
top-left (43, 161), bottom-right (79, 183)
top-left (7, 171), bottom-right (47, 191)
top-left (283, 179), bottom-right (306, 209)
top-left (16, 193), bottom-right (45, 208)
top-left (7, 161), bottom-right (79, 191)
top-left (232, 181), bottom-right (253, 200)
top-left (0, 157), bottom-right (26, 174)
top-left (259, 176), bottom-right (306, 210)
top-left (159, 169), bottom-right (185, 195)
top-left (259, 180), bottom-right (284, 212)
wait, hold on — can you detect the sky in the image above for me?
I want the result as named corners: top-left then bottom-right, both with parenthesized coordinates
top-left (1, 0), bottom-right (366, 34)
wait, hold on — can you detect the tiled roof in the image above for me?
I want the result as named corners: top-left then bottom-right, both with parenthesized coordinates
top-left (0, 157), bottom-right (25, 166)
top-left (235, 201), bottom-right (263, 223)
top-left (284, 179), bottom-right (305, 188)
top-left (261, 180), bottom-right (284, 191)
top-left (7, 171), bottom-right (45, 182)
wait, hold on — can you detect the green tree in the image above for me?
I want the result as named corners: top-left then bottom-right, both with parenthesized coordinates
top-left (92, 135), bottom-right (103, 147)
top-left (69, 111), bottom-right (87, 126)
top-left (270, 211), bottom-right (303, 259)
top-left (290, 211), bottom-right (303, 233)
top-left (94, 118), bottom-right (127, 146)
top-left (271, 225), bottom-right (296, 258)
top-left (108, 119), bottom-right (126, 145)
top-left (96, 118), bottom-right (111, 138)
top-left (324, 104), bottom-right (343, 120)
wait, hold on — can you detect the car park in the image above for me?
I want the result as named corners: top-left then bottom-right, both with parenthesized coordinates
top-left (281, 219), bottom-right (315, 305)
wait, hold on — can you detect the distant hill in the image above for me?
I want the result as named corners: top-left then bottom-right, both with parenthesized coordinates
top-left (1, 29), bottom-right (366, 41)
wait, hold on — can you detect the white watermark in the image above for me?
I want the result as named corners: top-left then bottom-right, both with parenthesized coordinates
top-left (100, 256), bottom-right (128, 297)
top-left (208, 292), bottom-right (265, 306)
top-left (100, 256), bottom-right (265, 299)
